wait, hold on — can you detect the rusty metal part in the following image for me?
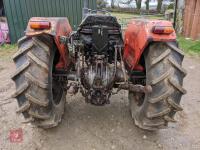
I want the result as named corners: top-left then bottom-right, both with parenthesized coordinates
top-left (118, 84), bottom-right (152, 93)
top-left (123, 19), bottom-right (176, 70)
top-left (116, 45), bottom-right (127, 82)
top-left (26, 17), bottom-right (72, 70)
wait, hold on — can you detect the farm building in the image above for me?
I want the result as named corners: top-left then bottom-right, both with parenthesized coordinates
top-left (183, 0), bottom-right (200, 40)
top-left (2, 0), bottom-right (96, 43)
top-left (176, 0), bottom-right (200, 40)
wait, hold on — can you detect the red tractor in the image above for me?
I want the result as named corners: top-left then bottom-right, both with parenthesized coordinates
top-left (11, 6), bottom-right (186, 130)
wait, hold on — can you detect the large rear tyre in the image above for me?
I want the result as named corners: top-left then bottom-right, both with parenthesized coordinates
top-left (12, 36), bottom-right (66, 129)
top-left (129, 42), bottom-right (187, 130)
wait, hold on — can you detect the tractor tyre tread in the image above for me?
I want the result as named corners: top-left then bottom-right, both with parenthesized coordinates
top-left (129, 42), bottom-right (187, 131)
top-left (12, 36), bottom-right (66, 129)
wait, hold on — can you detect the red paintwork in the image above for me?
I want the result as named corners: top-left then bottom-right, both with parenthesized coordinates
top-left (26, 17), bottom-right (72, 69)
top-left (123, 19), bottom-right (176, 70)
top-left (134, 64), bottom-right (144, 71)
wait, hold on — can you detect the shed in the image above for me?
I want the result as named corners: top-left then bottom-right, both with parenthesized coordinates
top-left (183, 0), bottom-right (200, 40)
top-left (3, 0), bottom-right (96, 43)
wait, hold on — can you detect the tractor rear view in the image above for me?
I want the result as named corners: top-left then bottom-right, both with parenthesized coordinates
top-left (11, 4), bottom-right (186, 130)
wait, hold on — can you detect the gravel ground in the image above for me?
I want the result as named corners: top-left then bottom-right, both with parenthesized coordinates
top-left (0, 56), bottom-right (200, 150)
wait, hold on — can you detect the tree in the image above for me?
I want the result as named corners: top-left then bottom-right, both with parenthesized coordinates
top-left (97, 0), bottom-right (108, 9)
top-left (120, 0), bottom-right (142, 11)
top-left (145, 0), bottom-right (150, 12)
top-left (157, 0), bottom-right (163, 13)
top-left (111, 0), bottom-right (115, 8)
top-left (135, 0), bottom-right (142, 11)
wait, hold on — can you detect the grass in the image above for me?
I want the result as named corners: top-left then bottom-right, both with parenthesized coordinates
top-left (111, 12), bottom-right (164, 19)
top-left (0, 44), bottom-right (17, 60)
top-left (111, 12), bottom-right (164, 24)
top-left (177, 36), bottom-right (200, 56)
top-left (111, 12), bottom-right (138, 19)
top-left (112, 12), bottom-right (164, 29)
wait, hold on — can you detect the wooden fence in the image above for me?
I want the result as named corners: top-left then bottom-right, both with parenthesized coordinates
top-left (183, 0), bottom-right (200, 40)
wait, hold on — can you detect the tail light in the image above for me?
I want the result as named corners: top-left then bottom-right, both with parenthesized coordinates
top-left (152, 26), bottom-right (174, 34)
top-left (30, 21), bottom-right (51, 30)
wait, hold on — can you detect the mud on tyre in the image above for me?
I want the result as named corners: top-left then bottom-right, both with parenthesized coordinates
top-left (11, 35), bottom-right (66, 128)
top-left (129, 42), bottom-right (187, 130)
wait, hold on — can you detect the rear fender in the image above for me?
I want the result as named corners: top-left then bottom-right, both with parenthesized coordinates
top-left (26, 17), bottom-right (72, 69)
top-left (123, 19), bottom-right (176, 70)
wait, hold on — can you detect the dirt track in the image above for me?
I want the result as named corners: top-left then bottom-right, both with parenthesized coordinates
top-left (0, 56), bottom-right (200, 150)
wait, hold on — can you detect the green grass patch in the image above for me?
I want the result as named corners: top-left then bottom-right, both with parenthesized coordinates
top-left (0, 44), bottom-right (17, 60)
top-left (177, 36), bottom-right (200, 56)
top-left (111, 12), bottom-right (164, 20)
top-left (111, 12), bottom-right (164, 29)
top-left (111, 12), bottom-right (138, 19)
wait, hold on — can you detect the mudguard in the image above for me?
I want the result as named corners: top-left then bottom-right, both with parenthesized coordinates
top-left (123, 19), bottom-right (176, 70)
top-left (26, 17), bottom-right (72, 69)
